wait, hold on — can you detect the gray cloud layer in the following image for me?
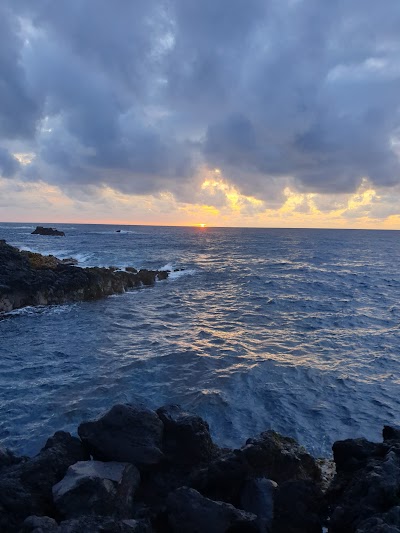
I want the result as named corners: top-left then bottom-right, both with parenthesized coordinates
top-left (1, 0), bottom-right (400, 202)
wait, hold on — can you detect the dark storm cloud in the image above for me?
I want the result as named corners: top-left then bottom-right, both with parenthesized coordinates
top-left (1, 0), bottom-right (400, 200)
top-left (0, 147), bottom-right (20, 177)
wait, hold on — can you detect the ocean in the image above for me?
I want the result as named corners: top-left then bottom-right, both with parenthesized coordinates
top-left (1, 223), bottom-right (400, 458)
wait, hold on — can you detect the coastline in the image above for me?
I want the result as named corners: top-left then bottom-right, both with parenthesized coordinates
top-left (0, 240), bottom-right (168, 314)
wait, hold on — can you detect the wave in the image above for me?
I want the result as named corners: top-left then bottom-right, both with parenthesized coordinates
top-left (4, 304), bottom-right (76, 318)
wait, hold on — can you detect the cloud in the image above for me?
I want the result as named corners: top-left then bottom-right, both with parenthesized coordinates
top-left (0, 147), bottom-right (20, 177)
top-left (1, 0), bottom-right (400, 218)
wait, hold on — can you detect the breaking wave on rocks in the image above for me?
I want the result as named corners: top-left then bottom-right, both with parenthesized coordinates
top-left (1, 223), bottom-right (400, 458)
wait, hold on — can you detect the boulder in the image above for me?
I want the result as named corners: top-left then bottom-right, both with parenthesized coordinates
top-left (271, 480), bottom-right (324, 533)
top-left (0, 432), bottom-right (88, 532)
top-left (167, 487), bottom-right (258, 533)
top-left (53, 460), bottom-right (140, 518)
top-left (157, 404), bottom-right (217, 465)
top-left (31, 226), bottom-right (65, 237)
top-left (59, 516), bottom-right (150, 533)
top-left (332, 437), bottom-right (384, 473)
top-left (0, 444), bottom-right (24, 470)
top-left (383, 426), bottom-right (400, 442)
top-left (239, 478), bottom-right (276, 532)
top-left (78, 404), bottom-right (164, 468)
top-left (22, 515), bottom-right (58, 532)
top-left (240, 430), bottom-right (321, 484)
top-left (356, 506), bottom-right (400, 532)
top-left (329, 445), bottom-right (400, 532)
top-left (191, 451), bottom-right (249, 504)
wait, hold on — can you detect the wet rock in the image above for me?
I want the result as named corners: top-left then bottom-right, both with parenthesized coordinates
top-left (240, 478), bottom-right (277, 532)
top-left (167, 487), bottom-right (258, 533)
top-left (240, 430), bottom-right (321, 484)
top-left (157, 404), bottom-right (217, 465)
top-left (31, 226), bottom-right (65, 237)
top-left (22, 515), bottom-right (58, 532)
top-left (126, 267), bottom-right (138, 274)
top-left (0, 432), bottom-right (88, 532)
top-left (271, 480), bottom-right (324, 533)
top-left (60, 258), bottom-right (78, 266)
top-left (156, 271), bottom-right (168, 281)
top-left (0, 241), bottom-right (168, 313)
top-left (53, 460), bottom-right (140, 519)
top-left (78, 404), bottom-right (164, 468)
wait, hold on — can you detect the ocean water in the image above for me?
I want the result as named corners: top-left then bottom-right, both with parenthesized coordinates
top-left (1, 223), bottom-right (400, 458)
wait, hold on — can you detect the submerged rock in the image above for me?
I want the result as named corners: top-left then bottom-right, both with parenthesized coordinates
top-left (167, 487), bottom-right (258, 533)
top-left (78, 404), bottom-right (164, 468)
top-left (31, 226), bottom-right (65, 236)
top-left (53, 460), bottom-right (140, 518)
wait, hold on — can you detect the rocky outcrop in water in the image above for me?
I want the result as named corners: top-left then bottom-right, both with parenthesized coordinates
top-left (2, 402), bottom-right (398, 532)
top-left (31, 226), bottom-right (65, 237)
top-left (0, 240), bottom-right (168, 313)
top-left (31, 227), bottom-right (66, 237)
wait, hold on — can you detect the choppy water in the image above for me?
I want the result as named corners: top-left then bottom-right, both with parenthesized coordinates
top-left (1, 223), bottom-right (400, 457)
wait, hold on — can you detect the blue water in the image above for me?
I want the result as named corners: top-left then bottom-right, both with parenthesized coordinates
top-left (1, 223), bottom-right (400, 458)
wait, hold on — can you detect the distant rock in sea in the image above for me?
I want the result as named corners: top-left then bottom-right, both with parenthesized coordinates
top-left (0, 240), bottom-right (169, 313)
top-left (31, 226), bottom-right (65, 236)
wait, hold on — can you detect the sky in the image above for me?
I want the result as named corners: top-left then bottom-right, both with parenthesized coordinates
top-left (1, 0), bottom-right (400, 228)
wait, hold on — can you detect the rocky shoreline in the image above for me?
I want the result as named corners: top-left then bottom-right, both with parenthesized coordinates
top-left (1, 403), bottom-right (399, 532)
top-left (0, 240), bottom-right (168, 314)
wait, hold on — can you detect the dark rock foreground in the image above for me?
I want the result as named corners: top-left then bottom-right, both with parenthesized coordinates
top-left (0, 240), bottom-right (168, 313)
top-left (1, 403), bottom-right (399, 532)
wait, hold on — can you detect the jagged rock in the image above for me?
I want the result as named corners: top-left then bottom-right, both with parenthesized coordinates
top-left (356, 506), bottom-right (400, 532)
top-left (271, 480), bottom-right (324, 533)
top-left (58, 516), bottom-right (151, 532)
top-left (167, 487), bottom-right (258, 533)
top-left (329, 440), bottom-right (400, 532)
top-left (60, 258), bottom-right (78, 266)
top-left (240, 430), bottom-right (321, 484)
top-left (240, 478), bottom-right (276, 532)
top-left (157, 404), bottom-right (217, 465)
top-left (191, 451), bottom-right (249, 504)
top-left (22, 515), bottom-right (58, 532)
top-left (53, 460), bottom-right (140, 518)
top-left (126, 267), bottom-right (138, 274)
top-left (31, 226), bottom-right (65, 237)
top-left (332, 437), bottom-right (384, 473)
top-left (0, 432), bottom-right (88, 532)
top-left (0, 444), bottom-right (24, 470)
top-left (0, 241), bottom-right (168, 313)
top-left (383, 426), bottom-right (400, 442)
top-left (78, 404), bottom-right (164, 468)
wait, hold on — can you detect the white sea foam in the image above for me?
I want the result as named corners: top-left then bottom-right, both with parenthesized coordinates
top-left (5, 304), bottom-right (75, 318)
top-left (168, 268), bottom-right (197, 280)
